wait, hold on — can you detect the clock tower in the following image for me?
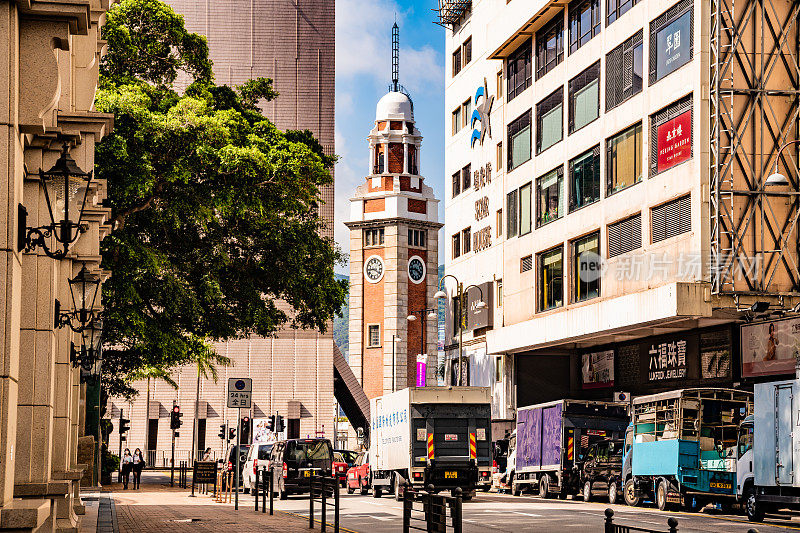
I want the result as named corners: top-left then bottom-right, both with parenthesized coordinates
top-left (346, 26), bottom-right (442, 399)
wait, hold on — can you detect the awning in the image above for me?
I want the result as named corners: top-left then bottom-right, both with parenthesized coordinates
top-left (333, 345), bottom-right (370, 437)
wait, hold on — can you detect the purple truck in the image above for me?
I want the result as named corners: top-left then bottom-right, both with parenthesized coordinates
top-left (508, 399), bottom-right (629, 498)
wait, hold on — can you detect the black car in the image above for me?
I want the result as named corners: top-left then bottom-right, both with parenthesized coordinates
top-left (268, 438), bottom-right (334, 499)
top-left (580, 438), bottom-right (623, 504)
top-left (221, 444), bottom-right (251, 489)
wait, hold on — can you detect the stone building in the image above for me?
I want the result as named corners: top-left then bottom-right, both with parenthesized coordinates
top-left (0, 1), bottom-right (112, 531)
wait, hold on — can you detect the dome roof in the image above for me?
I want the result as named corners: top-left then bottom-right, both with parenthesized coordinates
top-left (376, 91), bottom-right (413, 121)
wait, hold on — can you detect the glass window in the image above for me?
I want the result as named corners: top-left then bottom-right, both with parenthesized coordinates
top-left (497, 279), bottom-right (503, 307)
top-left (569, 0), bottom-right (600, 53)
top-left (519, 182), bottom-right (532, 236)
top-left (495, 356), bottom-right (503, 381)
top-left (573, 232), bottom-right (600, 302)
top-left (496, 209), bottom-right (503, 237)
top-left (452, 107), bottom-right (461, 134)
top-left (452, 233), bottom-right (461, 259)
top-left (537, 167), bottom-right (565, 226)
top-left (497, 142), bottom-right (503, 170)
top-left (650, 3), bottom-right (693, 84)
top-left (462, 164), bottom-right (471, 191)
top-left (607, 0), bottom-right (639, 25)
top-left (569, 146), bottom-right (601, 210)
top-left (364, 228), bottom-right (385, 246)
top-left (569, 62), bottom-right (600, 133)
top-left (463, 37), bottom-right (472, 64)
top-left (462, 99), bottom-right (471, 129)
top-left (537, 89), bottom-right (563, 154)
top-left (606, 31), bottom-right (643, 111)
top-left (508, 111), bottom-right (532, 170)
top-left (507, 39), bottom-right (532, 101)
top-left (462, 227), bottom-right (472, 254)
top-left (539, 247), bottom-right (564, 311)
top-left (497, 71), bottom-right (503, 99)
top-left (606, 122), bottom-right (642, 195)
top-left (536, 14), bottom-right (564, 79)
top-left (452, 171), bottom-right (461, 198)
top-left (453, 47), bottom-right (462, 76)
top-left (506, 189), bottom-right (518, 238)
top-left (368, 325), bottom-right (380, 347)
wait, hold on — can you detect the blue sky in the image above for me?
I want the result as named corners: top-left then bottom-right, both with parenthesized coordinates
top-left (334, 0), bottom-right (445, 274)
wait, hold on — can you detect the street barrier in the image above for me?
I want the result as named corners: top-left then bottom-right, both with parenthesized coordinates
top-left (402, 483), bottom-right (462, 533)
top-left (604, 509), bottom-right (677, 533)
top-left (254, 467), bottom-right (272, 515)
top-left (215, 471), bottom-right (233, 503)
top-left (308, 474), bottom-right (340, 532)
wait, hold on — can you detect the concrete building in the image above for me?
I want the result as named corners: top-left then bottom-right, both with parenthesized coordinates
top-left (438, 0), bottom-right (800, 431)
top-left (0, 1), bottom-right (113, 531)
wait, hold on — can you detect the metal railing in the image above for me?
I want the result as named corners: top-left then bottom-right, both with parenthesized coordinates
top-left (145, 449), bottom-right (216, 468)
top-left (604, 509), bottom-right (678, 533)
top-left (403, 483), bottom-right (462, 533)
top-left (309, 475), bottom-right (340, 532)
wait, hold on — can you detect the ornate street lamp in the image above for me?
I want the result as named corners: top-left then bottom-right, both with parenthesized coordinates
top-left (71, 317), bottom-right (103, 372)
top-left (56, 265), bottom-right (101, 331)
top-left (435, 275), bottom-right (486, 386)
top-left (21, 143), bottom-right (94, 259)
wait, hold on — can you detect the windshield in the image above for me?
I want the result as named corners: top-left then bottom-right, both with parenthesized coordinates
top-left (285, 440), bottom-right (331, 466)
top-left (334, 452), bottom-right (345, 463)
top-left (258, 444), bottom-right (273, 460)
top-left (338, 450), bottom-right (359, 464)
top-left (738, 424), bottom-right (754, 458)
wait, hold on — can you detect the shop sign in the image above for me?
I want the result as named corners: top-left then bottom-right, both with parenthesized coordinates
top-left (657, 109), bottom-right (691, 172)
top-left (465, 281), bottom-right (492, 330)
top-left (471, 78), bottom-right (494, 148)
top-left (647, 339), bottom-right (687, 381)
top-left (655, 10), bottom-right (692, 81)
top-left (741, 317), bottom-right (800, 378)
top-left (582, 350), bottom-right (614, 389)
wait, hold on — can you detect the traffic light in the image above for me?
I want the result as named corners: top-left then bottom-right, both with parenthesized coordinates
top-left (119, 417), bottom-right (130, 438)
top-left (228, 427), bottom-right (236, 441)
top-left (218, 424), bottom-right (227, 440)
top-left (170, 405), bottom-right (183, 430)
top-left (240, 416), bottom-right (251, 443)
top-left (276, 415), bottom-right (285, 433)
top-left (266, 415), bottom-right (275, 432)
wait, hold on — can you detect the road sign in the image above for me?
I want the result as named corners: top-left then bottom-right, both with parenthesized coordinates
top-left (227, 377), bottom-right (253, 409)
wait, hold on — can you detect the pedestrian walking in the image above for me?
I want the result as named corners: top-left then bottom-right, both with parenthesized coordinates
top-left (121, 449), bottom-right (133, 489)
top-left (132, 448), bottom-right (145, 489)
top-left (202, 447), bottom-right (213, 461)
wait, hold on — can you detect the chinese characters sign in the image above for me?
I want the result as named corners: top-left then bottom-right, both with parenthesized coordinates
top-left (657, 109), bottom-right (691, 172)
top-left (741, 317), bottom-right (800, 378)
top-left (655, 10), bottom-right (692, 80)
top-left (582, 350), bottom-right (614, 389)
top-left (647, 340), bottom-right (688, 381)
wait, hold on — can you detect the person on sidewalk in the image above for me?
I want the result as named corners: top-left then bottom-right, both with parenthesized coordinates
top-left (132, 448), bottom-right (145, 489)
top-left (121, 449), bottom-right (133, 489)
top-left (202, 447), bottom-right (213, 461)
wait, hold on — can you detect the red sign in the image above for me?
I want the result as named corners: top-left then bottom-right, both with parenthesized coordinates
top-left (657, 110), bottom-right (692, 172)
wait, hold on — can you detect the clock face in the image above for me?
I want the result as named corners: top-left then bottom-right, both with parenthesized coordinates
top-left (364, 256), bottom-right (384, 283)
top-left (408, 256), bottom-right (426, 284)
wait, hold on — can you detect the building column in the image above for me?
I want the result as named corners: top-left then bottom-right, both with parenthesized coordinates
top-left (382, 142), bottom-right (389, 174)
top-left (402, 142), bottom-right (408, 174)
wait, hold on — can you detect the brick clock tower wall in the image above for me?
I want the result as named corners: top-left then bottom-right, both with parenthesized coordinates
top-left (406, 247), bottom-right (428, 386)
top-left (363, 247), bottom-right (385, 399)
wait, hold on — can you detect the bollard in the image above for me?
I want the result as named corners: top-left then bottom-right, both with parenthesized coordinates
top-left (309, 476), bottom-right (315, 529)
top-left (667, 516), bottom-right (678, 533)
top-left (604, 509), bottom-right (614, 533)
top-left (262, 466), bottom-right (267, 513)
top-left (269, 467), bottom-right (274, 515)
top-left (453, 487), bottom-right (463, 533)
top-left (321, 477), bottom-right (327, 533)
top-left (334, 476), bottom-right (339, 533)
top-left (402, 482), bottom-right (411, 531)
top-left (255, 468), bottom-right (259, 511)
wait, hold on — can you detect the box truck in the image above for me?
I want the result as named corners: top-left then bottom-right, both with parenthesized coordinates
top-left (369, 387), bottom-right (492, 500)
top-left (737, 376), bottom-right (800, 521)
top-left (508, 399), bottom-right (629, 498)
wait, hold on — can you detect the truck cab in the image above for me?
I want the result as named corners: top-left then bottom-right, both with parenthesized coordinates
top-left (735, 415), bottom-right (754, 502)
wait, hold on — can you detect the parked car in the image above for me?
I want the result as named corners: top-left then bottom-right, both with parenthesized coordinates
top-left (221, 444), bottom-right (251, 490)
top-left (580, 438), bottom-right (623, 504)
top-left (243, 442), bottom-right (274, 493)
top-left (333, 452), bottom-right (349, 487)
top-left (346, 451), bottom-right (370, 495)
top-left (268, 438), bottom-right (334, 499)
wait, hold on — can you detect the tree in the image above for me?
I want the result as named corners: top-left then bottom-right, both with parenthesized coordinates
top-left (96, 0), bottom-right (346, 397)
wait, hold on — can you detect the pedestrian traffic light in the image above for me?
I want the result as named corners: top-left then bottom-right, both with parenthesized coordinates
top-left (276, 415), bottom-right (285, 433)
top-left (170, 405), bottom-right (183, 430)
top-left (240, 416), bottom-right (251, 443)
top-left (119, 417), bottom-right (130, 435)
top-left (266, 415), bottom-right (275, 432)
top-left (218, 423), bottom-right (227, 440)
top-left (229, 427), bottom-right (236, 441)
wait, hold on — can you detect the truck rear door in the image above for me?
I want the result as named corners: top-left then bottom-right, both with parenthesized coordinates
top-left (776, 384), bottom-right (793, 485)
top-left (434, 417), bottom-right (469, 460)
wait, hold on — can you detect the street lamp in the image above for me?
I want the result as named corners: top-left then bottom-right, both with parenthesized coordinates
top-left (407, 308), bottom-right (438, 387)
top-left (764, 140), bottom-right (800, 187)
top-left (74, 317), bottom-right (103, 487)
top-left (435, 275), bottom-right (486, 386)
top-left (21, 143), bottom-right (95, 259)
top-left (56, 265), bottom-right (102, 332)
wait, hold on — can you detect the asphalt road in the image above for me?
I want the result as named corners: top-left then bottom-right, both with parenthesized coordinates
top-left (261, 489), bottom-right (800, 532)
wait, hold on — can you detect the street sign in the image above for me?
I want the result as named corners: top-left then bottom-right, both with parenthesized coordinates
top-left (227, 377), bottom-right (253, 409)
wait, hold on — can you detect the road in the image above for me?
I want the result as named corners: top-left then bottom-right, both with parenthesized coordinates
top-left (260, 489), bottom-right (800, 532)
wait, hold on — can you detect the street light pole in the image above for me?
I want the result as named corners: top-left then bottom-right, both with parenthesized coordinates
top-left (407, 308), bottom-right (438, 387)
top-left (435, 275), bottom-right (486, 387)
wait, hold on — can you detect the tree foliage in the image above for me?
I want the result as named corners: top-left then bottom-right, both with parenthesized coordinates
top-left (96, 0), bottom-right (346, 397)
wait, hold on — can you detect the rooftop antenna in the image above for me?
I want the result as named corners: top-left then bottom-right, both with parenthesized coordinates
top-left (391, 21), bottom-right (399, 92)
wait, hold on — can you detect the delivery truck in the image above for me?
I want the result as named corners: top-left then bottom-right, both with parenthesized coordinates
top-left (623, 388), bottom-right (752, 511)
top-left (737, 376), bottom-right (800, 521)
top-left (508, 399), bottom-right (629, 498)
top-left (369, 387), bottom-right (492, 500)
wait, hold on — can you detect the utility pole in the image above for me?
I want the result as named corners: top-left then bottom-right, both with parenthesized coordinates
top-left (192, 366), bottom-right (200, 464)
top-left (117, 408), bottom-right (124, 476)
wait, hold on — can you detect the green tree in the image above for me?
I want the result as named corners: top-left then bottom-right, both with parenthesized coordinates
top-left (96, 0), bottom-right (346, 397)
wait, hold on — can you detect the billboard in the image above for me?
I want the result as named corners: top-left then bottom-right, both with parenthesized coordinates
top-left (656, 109), bottom-right (691, 172)
top-left (654, 10), bottom-right (692, 81)
top-left (741, 318), bottom-right (800, 378)
top-left (582, 350), bottom-right (614, 389)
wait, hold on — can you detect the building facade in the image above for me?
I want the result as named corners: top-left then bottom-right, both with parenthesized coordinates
top-left (346, 90), bottom-right (442, 399)
top-left (439, 0), bottom-right (800, 430)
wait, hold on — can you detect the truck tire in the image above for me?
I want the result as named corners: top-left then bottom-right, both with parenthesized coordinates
top-left (744, 486), bottom-right (764, 522)
top-left (608, 481), bottom-right (618, 505)
top-left (394, 475), bottom-right (402, 502)
top-left (346, 484), bottom-right (354, 495)
top-left (655, 480), bottom-right (669, 511)
top-left (583, 480), bottom-right (592, 502)
top-left (623, 479), bottom-right (640, 507)
top-left (373, 486), bottom-right (382, 498)
top-left (538, 475), bottom-right (550, 498)
top-left (511, 473), bottom-right (521, 497)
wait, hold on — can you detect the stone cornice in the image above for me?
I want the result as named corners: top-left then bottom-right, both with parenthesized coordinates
top-left (17, 0), bottom-right (92, 35)
top-left (57, 110), bottom-right (114, 138)
top-left (345, 217), bottom-right (444, 230)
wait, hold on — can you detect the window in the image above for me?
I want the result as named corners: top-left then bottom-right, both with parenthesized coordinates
top-left (536, 14), bottom-right (564, 79)
top-left (606, 31), bottom-right (643, 111)
top-left (608, 213), bottom-right (642, 257)
top-left (452, 171), bottom-right (461, 198)
top-left (606, 122), bottom-right (642, 195)
top-left (521, 255), bottom-right (533, 272)
top-left (652, 195), bottom-right (691, 242)
top-left (496, 209), bottom-right (503, 237)
top-left (462, 164), bottom-right (471, 191)
top-left (569, 146), bottom-right (601, 210)
top-left (462, 227), bottom-right (472, 254)
top-left (650, 94), bottom-right (692, 175)
top-left (368, 324), bottom-right (381, 347)
top-left (568, 62), bottom-right (600, 133)
top-left (507, 189), bottom-right (519, 238)
top-left (650, 1), bottom-right (693, 85)
top-left (495, 356), bottom-right (503, 382)
top-left (462, 99), bottom-right (472, 129)
top-left (569, 0), bottom-right (600, 53)
top-left (539, 247), bottom-right (564, 311)
top-left (364, 228), bottom-right (385, 246)
top-left (537, 89), bottom-right (563, 154)
top-left (607, 0), bottom-right (639, 25)
top-left (573, 232), bottom-right (600, 302)
top-left (507, 39), bottom-right (532, 101)
top-left (496, 279), bottom-right (503, 307)
top-left (463, 37), bottom-right (472, 65)
top-left (519, 182), bottom-right (532, 236)
top-left (537, 166), bottom-right (565, 226)
top-left (452, 46), bottom-right (462, 76)
top-left (497, 71), bottom-right (503, 99)
top-left (408, 229), bottom-right (427, 248)
top-left (452, 233), bottom-right (461, 259)
top-left (497, 142), bottom-right (503, 170)
top-left (508, 110), bottom-right (532, 169)
top-left (452, 107), bottom-right (462, 135)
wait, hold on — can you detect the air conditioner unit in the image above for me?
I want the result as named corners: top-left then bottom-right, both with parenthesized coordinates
top-left (613, 391), bottom-right (631, 403)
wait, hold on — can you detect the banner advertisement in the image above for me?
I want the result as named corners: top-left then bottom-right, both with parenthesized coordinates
top-left (741, 317), bottom-right (800, 378)
top-left (582, 350), bottom-right (614, 389)
top-left (657, 109), bottom-right (691, 172)
top-left (416, 354), bottom-right (427, 387)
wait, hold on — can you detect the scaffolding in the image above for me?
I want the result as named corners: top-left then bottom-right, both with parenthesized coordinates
top-left (433, 0), bottom-right (471, 28)
top-left (710, 0), bottom-right (800, 295)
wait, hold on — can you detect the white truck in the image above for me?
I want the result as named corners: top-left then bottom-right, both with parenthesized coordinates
top-left (737, 375), bottom-right (800, 521)
top-left (370, 387), bottom-right (492, 500)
